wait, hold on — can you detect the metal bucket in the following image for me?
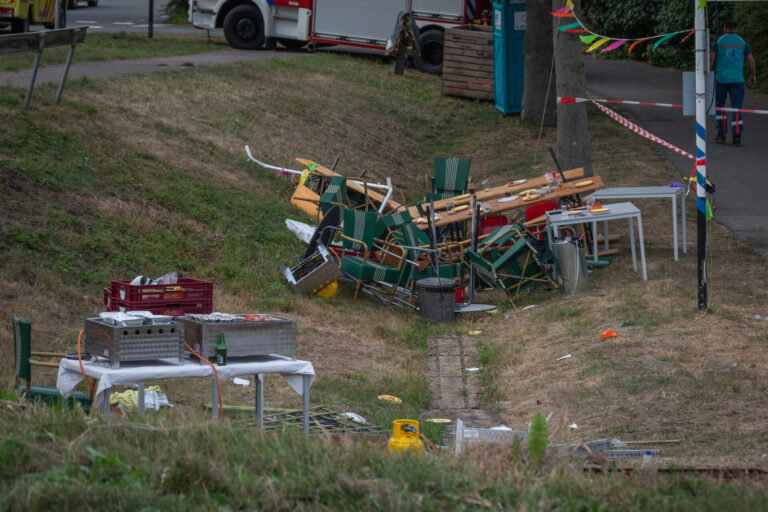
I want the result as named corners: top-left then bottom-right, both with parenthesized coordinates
top-left (553, 239), bottom-right (589, 295)
top-left (415, 277), bottom-right (455, 322)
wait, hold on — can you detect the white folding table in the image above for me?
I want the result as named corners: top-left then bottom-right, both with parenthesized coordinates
top-left (591, 186), bottom-right (685, 261)
top-left (57, 355), bottom-right (315, 435)
top-left (546, 201), bottom-right (648, 281)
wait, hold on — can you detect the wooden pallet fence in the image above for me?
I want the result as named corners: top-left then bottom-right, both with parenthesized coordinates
top-left (441, 25), bottom-right (494, 101)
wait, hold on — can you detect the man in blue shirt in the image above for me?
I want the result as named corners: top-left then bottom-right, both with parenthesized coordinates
top-left (710, 20), bottom-right (757, 146)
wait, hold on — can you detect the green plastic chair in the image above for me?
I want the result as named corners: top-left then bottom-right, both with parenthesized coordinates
top-left (319, 176), bottom-right (348, 215)
top-left (389, 222), bottom-right (463, 294)
top-left (13, 314), bottom-right (91, 410)
top-left (465, 236), bottom-right (555, 305)
top-left (429, 157), bottom-right (471, 199)
top-left (339, 209), bottom-right (406, 304)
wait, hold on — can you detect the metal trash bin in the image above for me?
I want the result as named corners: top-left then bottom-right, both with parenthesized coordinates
top-left (553, 239), bottom-right (589, 295)
top-left (415, 277), bottom-right (455, 322)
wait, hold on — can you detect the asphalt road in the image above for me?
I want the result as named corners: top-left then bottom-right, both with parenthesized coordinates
top-left (586, 58), bottom-right (768, 259)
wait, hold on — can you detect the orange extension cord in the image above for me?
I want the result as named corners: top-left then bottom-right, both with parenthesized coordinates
top-left (184, 342), bottom-right (223, 419)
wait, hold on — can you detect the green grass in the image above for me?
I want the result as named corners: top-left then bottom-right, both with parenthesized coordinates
top-left (0, 33), bottom-right (229, 72)
top-left (2, 404), bottom-right (768, 510)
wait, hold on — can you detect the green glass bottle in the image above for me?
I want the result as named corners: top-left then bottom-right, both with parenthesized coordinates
top-left (215, 333), bottom-right (227, 366)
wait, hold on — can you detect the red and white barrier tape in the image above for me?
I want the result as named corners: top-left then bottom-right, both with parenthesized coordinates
top-left (559, 96), bottom-right (682, 108)
top-left (558, 96), bottom-right (768, 115)
top-left (591, 100), bottom-right (695, 160)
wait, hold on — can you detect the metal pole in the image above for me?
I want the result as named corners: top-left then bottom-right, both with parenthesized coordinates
top-left (148, 0), bottom-right (154, 39)
top-left (25, 34), bottom-right (46, 109)
top-left (694, 3), bottom-right (708, 310)
top-left (56, 29), bottom-right (79, 104)
top-left (55, 0), bottom-right (60, 29)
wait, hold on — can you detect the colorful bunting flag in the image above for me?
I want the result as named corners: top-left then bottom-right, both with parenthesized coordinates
top-left (652, 32), bottom-right (677, 52)
top-left (558, 22), bottom-right (581, 32)
top-left (586, 38), bottom-right (611, 53)
top-left (628, 39), bottom-right (648, 55)
top-left (601, 39), bottom-right (627, 53)
top-left (551, 1), bottom-right (691, 56)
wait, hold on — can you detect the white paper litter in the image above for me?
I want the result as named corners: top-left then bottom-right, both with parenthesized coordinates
top-left (556, 354), bottom-right (572, 361)
top-left (522, 305), bottom-right (538, 311)
top-left (285, 219), bottom-right (315, 244)
top-left (755, 314), bottom-right (768, 321)
top-left (567, 423), bottom-right (578, 430)
top-left (341, 412), bottom-right (367, 424)
top-left (233, 377), bottom-right (250, 387)
top-left (466, 367), bottom-right (481, 372)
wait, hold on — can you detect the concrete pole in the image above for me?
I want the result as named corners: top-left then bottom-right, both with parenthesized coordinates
top-left (695, 3), bottom-right (708, 310)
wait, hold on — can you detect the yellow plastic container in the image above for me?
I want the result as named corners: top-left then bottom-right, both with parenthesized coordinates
top-left (387, 419), bottom-right (424, 453)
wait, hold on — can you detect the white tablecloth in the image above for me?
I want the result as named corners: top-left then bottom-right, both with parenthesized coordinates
top-left (57, 355), bottom-right (315, 409)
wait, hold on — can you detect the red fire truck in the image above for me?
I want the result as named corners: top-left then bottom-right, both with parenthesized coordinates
top-left (189, 0), bottom-right (491, 74)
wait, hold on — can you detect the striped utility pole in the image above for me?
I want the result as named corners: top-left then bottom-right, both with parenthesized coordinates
top-left (694, 3), bottom-right (707, 310)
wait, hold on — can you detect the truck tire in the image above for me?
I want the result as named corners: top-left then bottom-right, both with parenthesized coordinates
top-left (10, 14), bottom-right (29, 33)
top-left (88, 0), bottom-right (98, 6)
top-left (223, 5), bottom-right (265, 50)
top-left (68, 0), bottom-right (78, 10)
top-left (277, 38), bottom-right (308, 50)
top-left (414, 29), bottom-right (444, 75)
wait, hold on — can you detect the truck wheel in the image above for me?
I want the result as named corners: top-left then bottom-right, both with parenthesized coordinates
top-left (414, 29), bottom-right (444, 75)
top-left (277, 38), bottom-right (308, 50)
top-left (68, 0), bottom-right (78, 10)
top-left (10, 14), bottom-right (29, 33)
top-left (223, 5), bottom-right (265, 50)
top-left (87, 0), bottom-right (98, 6)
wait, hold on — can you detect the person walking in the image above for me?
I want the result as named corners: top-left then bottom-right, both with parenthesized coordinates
top-left (710, 20), bottom-right (757, 146)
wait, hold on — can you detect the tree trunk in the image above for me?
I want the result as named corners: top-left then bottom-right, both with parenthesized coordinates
top-left (553, 0), bottom-right (593, 176)
top-left (521, 0), bottom-right (556, 126)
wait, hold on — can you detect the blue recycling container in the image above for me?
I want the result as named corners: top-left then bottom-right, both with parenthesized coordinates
top-left (493, 0), bottom-right (526, 114)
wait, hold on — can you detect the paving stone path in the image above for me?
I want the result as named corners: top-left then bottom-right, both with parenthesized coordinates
top-left (424, 335), bottom-right (502, 435)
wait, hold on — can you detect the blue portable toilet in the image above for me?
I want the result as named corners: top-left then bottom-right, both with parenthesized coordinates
top-left (493, 0), bottom-right (526, 114)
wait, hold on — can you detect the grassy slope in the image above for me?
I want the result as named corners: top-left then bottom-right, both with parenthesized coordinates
top-left (2, 51), bottom-right (768, 507)
top-left (0, 33), bottom-right (230, 72)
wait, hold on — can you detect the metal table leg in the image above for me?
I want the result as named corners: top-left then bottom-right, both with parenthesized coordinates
top-left (592, 221), bottom-right (599, 263)
top-left (255, 374), bottom-right (264, 429)
top-left (681, 190), bottom-right (687, 254)
top-left (303, 375), bottom-right (310, 438)
top-left (628, 217), bottom-right (637, 272)
top-left (672, 195), bottom-right (679, 261)
top-left (211, 377), bottom-right (219, 417)
top-left (138, 383), bottom-right (145, 416)
top-left (637, 214), bottom-right (648, 281)
top-left (104, 388), bottom-right (111, 418)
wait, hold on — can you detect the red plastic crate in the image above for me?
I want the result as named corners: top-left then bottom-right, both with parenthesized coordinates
top-left (104, 278), bottom-right (214, 316)
top-left (106, 298), bottom-right (213, 316)
top-left (109, 278), bottom-right (212, 303)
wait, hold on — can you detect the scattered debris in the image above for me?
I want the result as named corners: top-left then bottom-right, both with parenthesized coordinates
top-left (466, 367), bottom-right (481, 372)
top-left (568, 423), bottom-right (579, 430)
top-left (468, 330), bottom-right (483, 335)
top-left (233, 377), bottom-right (250, 387)
top-left (427, 418), bottom-right (452, 424)
top-left (340, 412), bottom-right (367, 424)
top-left (755, 314), bottom-right (768, 321)
top-left (377, 394), bottom-right (402, 403)
top-left (454, 418), bottom-right (528, 455)
top-left (556, 354), bottom-right (572, 361)
top-left (600, 329), bottom-right (618, 339)
top-left (522, 305), bottom-right (538, 311)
